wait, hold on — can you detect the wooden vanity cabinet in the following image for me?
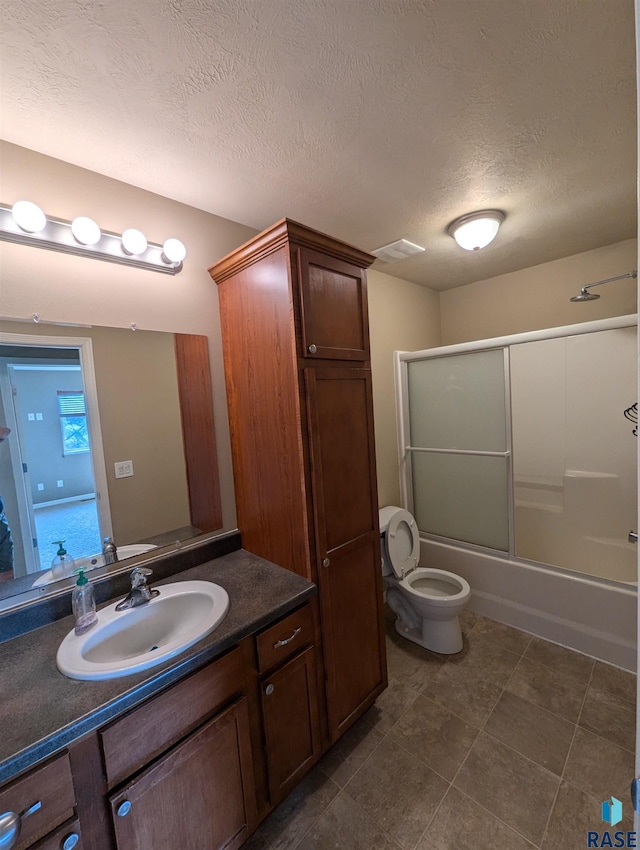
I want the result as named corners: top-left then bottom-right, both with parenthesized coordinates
top-left (210, 220), bottom-right (387, 745)
top-left (101, 645), bottom-right (257, 850)
top-left (257, 605), bottom-right (322, 805)
top-left (0, 753), bottom-right (81, 850)
top-left (109, 699), bottom-right (254, 850)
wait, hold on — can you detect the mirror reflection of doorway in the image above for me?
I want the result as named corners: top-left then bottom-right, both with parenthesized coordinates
top-left (0, 336), bottom-right (111, 578)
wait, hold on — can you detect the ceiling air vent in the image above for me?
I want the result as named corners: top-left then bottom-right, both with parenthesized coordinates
top-left (371, 238), bottom-right (425, 263)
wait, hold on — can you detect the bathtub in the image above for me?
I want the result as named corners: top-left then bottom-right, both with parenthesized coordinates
top-left (420, 536), bottom-right (637, 671)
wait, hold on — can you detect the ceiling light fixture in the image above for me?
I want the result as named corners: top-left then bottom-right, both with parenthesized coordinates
top-left (0, 202), bottom-right (185, 274)
top-left (446, 210), bottom-right (505, 251)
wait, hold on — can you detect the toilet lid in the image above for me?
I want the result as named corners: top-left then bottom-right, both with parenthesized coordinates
top-left (385, 509), bottom-right (419, 578)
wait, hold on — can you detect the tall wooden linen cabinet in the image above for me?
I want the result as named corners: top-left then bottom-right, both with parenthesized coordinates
top-left (209, 219), bottom-right (387, 744)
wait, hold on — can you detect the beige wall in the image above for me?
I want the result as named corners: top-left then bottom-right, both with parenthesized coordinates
top-left (367, 269), bottom-right (441, 508)
top-left (0, 141), bottom-right (257, 533)
top-left (1, 142), bottom-right (444, 542)
top-left (439, 239), bottom-right (637, 344)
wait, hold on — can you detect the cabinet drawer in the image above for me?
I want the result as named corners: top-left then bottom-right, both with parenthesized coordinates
top-left (0, 754), bottom-right (75, 849)
top-left (101, 646), bottom-right (244, 787)
top-left (30, 817), bottom-right (82, 850)
top-left (256, 604), bottom-right (313, 673)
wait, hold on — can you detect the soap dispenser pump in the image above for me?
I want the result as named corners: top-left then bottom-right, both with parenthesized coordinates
top-left (72, 569), bottom-right (97, 635)
top-left (51, 541), bottom-right (75, 580)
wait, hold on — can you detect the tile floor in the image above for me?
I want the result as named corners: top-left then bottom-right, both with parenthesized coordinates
top-left (245, 607), bottom-right (637, 850)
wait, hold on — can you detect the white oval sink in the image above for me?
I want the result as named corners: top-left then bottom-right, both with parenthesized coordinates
top-left (56, 580), bottom-right (229, 681)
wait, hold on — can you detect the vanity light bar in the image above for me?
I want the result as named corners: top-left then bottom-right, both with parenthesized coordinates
top-left (0, 203), bottom-right (186, 275)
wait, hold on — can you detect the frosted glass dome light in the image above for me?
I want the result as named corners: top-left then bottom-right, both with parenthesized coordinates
top-left (71, 216), bottom-right (101, 246)
top-left (162, 238), bottom-right (186, 264)
top-left (12, 201), bottom-right (46, 233)
top-left (121, 228), bottom-right (148, 256)
top-left (446, 210), bottom-right (505, 251)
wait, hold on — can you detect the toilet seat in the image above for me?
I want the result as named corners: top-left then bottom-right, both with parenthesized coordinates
top-left (384, 508), bottom-right (419, 578)
top-left (401, 567), bottom-right (470, 607)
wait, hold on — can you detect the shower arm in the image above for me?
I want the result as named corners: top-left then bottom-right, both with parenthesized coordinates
top-left (579, 271), bottom-right (637, 297)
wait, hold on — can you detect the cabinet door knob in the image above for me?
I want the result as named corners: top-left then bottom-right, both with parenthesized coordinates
top-left (322, 558), bottom-right (330, 568)
top-left (116, 800), bottom-right (132, 818)
top-left (265, 683), bottom-right (275, 696)
top-left (308, 344), bottom-right (317, 354)
top-left (62, 833), bottom-right (80, 850)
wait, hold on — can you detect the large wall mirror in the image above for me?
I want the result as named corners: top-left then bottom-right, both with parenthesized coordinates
top-left (0, 319), bottom-right (222, 608)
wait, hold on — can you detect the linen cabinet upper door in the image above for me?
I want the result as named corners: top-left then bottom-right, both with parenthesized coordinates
top-left (297, 247), bottom-right (370, 361)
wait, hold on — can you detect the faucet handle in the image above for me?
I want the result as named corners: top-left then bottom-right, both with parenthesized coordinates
top-left (130, 567), bottom-right (153, 589)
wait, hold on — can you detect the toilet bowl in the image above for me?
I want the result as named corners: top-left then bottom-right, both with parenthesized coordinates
top-left (379, 506), bottom-right (471, 654)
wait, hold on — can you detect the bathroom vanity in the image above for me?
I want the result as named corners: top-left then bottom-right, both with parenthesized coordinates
top-left (0, 549), bottom-right (324, 849)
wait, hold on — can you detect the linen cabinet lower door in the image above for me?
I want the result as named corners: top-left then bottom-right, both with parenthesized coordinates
top-left (305, 367), bottom-right (387, 742)
top-left (109, 698), bottom-right (256, 850)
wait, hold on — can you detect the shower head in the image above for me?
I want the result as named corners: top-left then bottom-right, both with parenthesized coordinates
top-left (569, 270), bottom-right (637, 302)
top-left (570, 289), bottom-right (600, 302)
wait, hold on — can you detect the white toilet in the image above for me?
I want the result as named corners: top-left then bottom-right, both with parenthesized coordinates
top-left (379, 506), bottom-right (471, 654)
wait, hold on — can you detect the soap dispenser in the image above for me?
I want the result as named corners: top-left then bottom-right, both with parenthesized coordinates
top-left (72, 569), bottom-right (97, 635)
top-left (51, 541), bottom-right (75, 580)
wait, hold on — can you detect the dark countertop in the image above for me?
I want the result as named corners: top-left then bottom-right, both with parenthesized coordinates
top-left (0, 549), bottom-right (316, 785)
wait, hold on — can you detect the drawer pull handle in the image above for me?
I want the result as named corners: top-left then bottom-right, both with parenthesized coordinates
top-left (116, 800), bottom-right (132, 818)
top-left (273, 627), bottom-right (302, 649)
top-left (265, 683), bottom-right (275, 696)
top-left (322, 558), bottom-right (330, 568)
top-left (0, 801), bottom-right (41, 850)
top-left (308, 344), bottom-right (318, 354)
top-left (62, 833), bottom-right (80, 850)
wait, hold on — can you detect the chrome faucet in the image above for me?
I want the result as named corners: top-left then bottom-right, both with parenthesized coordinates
top-left (115, 567), bottom-right (160, 610)
top-left (102, 536), bottom-right (118, 565)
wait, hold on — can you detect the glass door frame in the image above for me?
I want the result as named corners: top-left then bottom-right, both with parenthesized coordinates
top-left (395, 314), bottom-right (637, 560)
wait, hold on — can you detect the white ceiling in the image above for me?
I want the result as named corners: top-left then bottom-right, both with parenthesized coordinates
top-left (0, 0), bottom-right (636, 290)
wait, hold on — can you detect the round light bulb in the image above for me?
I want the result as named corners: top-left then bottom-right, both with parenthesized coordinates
top-left (121, 228), bottom-right (148, 256)
top-left (71, 216), bottom-right (101, 246)
top-left (162, 238), bottom-right (186, 264)
top-left (446, 210), bottom-right (505, 251)
top-left (12, 201), bottom-right (46, 233)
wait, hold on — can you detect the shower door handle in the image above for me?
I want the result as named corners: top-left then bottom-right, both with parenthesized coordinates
top-left (629, 531), bottom-right (638, 544)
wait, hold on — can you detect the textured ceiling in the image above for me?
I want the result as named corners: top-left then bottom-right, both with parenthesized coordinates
top-left (0, 0), bottom-right (636, 289)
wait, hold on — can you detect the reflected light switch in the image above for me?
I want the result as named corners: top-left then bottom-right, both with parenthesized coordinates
top-left (114, 460), bottom-right (134, 479)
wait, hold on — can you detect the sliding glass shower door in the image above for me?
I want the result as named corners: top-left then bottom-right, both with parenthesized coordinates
top-left (406, 348), bottom-right (510, 551)
top-left (398, 318), bottom-right (637, 583)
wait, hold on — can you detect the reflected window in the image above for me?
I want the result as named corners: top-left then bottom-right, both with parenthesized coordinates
top-left (57, 391), bottom-right (90, 455)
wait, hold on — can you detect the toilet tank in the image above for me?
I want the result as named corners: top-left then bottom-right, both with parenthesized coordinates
top-left (379, 505), bottom-right (403, 534)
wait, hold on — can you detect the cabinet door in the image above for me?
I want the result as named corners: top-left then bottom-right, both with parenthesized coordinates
top-left (305, 367), bottom-right (387, 740)
top-left (297, 247), bottom-right (370, 361)
top-left (109, 698), bottom-right (256, 850)
top-left (261, 646), bottom-right (321, 804)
